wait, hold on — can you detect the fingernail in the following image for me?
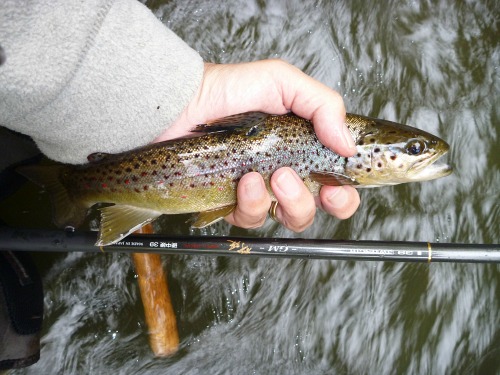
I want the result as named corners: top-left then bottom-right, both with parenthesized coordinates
top-left (276, 169), bottom-right (301, 197)
top-left (327, 186), bottom-right (349, 209)
top-left (342, 125), bottom-right (356, 153)
top-left (244, 177), bottom-right (265, 200)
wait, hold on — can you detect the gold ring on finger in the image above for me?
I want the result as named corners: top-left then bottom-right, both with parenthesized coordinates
top-left (269, 201), bottom-right (279, 222)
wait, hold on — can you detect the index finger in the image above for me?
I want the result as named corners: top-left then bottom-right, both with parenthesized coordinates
top-left (274, 61), bottom-right (356, 157)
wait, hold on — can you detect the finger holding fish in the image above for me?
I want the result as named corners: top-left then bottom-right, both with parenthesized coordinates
top-left (224, 172), bottom-right (270, 229)
top-left (317, 185), bottom-right (360, 220)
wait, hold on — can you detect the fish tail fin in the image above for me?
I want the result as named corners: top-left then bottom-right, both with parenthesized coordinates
top-left (17, 165), bottom-right (87, 228)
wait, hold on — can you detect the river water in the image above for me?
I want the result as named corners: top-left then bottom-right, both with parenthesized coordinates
top-left (3, 0), bottom-right (499, 373)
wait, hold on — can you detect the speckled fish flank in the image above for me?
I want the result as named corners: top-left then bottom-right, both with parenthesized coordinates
top-left (18, 112), bottom-right (452, 246)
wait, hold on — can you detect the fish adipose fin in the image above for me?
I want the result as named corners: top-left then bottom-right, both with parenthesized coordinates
top-left (192, 112), bottom-right (270, 134)
top-left (96, 205), bottom-right (162, 246)
top-left (87, 152), bottom-right (110, 163)
top-left (17, 165), bottom-right (88, 228)
top-left (310, 171), bottom-right (359, 186)
top-left (190, 204), bottom-right (237, 228)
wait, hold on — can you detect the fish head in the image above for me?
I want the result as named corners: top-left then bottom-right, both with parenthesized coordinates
top-left (346, 117), bottom-right (453, 186)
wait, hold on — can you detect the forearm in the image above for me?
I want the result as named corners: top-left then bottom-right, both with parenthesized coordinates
top-left (0, 0), bottom-right (203, 164)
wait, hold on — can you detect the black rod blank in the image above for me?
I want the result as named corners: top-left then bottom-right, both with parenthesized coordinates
top-left (0, 226), bottom-right (499, 263)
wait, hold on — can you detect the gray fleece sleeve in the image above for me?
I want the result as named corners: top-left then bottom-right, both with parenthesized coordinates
top-left (0, 0), bottom-right (204, 164)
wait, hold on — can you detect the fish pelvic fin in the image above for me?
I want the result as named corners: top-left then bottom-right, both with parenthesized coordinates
top-left (310, 171), bottom-right (359, 186)
top-left (96, 205), bottom-right (162, 246)
top-left (17, 165), bottom-right (88, 228)
top-left (190, 204), bottom-right (237, 228)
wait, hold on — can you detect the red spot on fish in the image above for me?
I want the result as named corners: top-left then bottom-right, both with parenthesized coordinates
top-left (125, 179), bottom-right (130, 184)
top-left (141, 171), bottom-right (147, 177)
top-left (218, 187), bottom-right (224, 191)
top-left (143, 185), bottom-right (148, 191)
top-left (102, 183), bottom-right (108, 188)
top-left (181, 195), bottom-right (187, 199)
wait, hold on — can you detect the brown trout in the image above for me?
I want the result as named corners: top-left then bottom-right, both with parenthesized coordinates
top-left (18, 112), bottom-right (452, 246)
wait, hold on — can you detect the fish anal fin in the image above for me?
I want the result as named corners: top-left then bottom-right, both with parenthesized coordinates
top-left (192, 112), bottom-right (269, 133)
top-left (96, 205), bottom-right (162, 246)
top-left (310, 171), bottom-right (359, 186)
top-left (190, 204), bottom-right (236, 228)
top-left (17, 165), bottom-right (88, 228)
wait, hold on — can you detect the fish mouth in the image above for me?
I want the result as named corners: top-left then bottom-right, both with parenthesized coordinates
top-left (408, 151), bottom-right (453, 181)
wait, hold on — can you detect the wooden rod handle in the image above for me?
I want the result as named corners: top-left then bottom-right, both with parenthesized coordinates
top-left (132, 224), bottom-right (179, 356)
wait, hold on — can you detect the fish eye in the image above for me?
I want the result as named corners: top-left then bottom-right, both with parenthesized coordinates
top-left (405, 139), bottom-right (426, 155)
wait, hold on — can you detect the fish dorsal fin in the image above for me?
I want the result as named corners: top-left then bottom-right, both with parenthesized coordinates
top-left (87, 152), bottom-right (110, 163)
top-left (192, 112), bottom-right (270, 134)
top-left (190, 204), bottom-right (237, 228)
top-left (310, 171), bottom-right (359, 186)
top-left (96, 205), bottom-right (162, 246)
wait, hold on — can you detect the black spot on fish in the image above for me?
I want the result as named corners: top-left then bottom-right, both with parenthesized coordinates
top-left (366, 168), bottom-right (371, 172)
top-left (390, 155), bottom-right (397, 160)
top-left (132, 176), bottom-right (138, 182)
top-left (357, 164), bottom-right (362, 169)
top-left (134, 163), bottom-right (140, 169)
top-left (151, 159), bottom-right (157, 165)
top-left (374, 148), bottom-right (380, 153)
top-left (143, 185), bottom-right (148, 191)
top-left (377, 162), bottom-right (382, 168)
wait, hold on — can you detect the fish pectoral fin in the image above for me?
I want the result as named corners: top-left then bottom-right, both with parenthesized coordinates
top-left (190, 205), bottom-right (237, 228)
top-left (310, 171), bottom-right (359, 186)
top-left (191, 112), bottom-right (269, 134)
top-left (96, 205), bottom-right (162, 246)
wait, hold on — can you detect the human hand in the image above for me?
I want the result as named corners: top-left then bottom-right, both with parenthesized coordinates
top-left (155, 60), bottom-right (360, 231)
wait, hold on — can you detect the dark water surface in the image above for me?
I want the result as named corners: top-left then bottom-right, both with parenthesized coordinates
top-left (3, 0), bottom-right (499, 373)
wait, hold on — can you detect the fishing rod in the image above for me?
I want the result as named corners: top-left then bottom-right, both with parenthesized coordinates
top-left (0, 226), bottom-right (499, 263)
